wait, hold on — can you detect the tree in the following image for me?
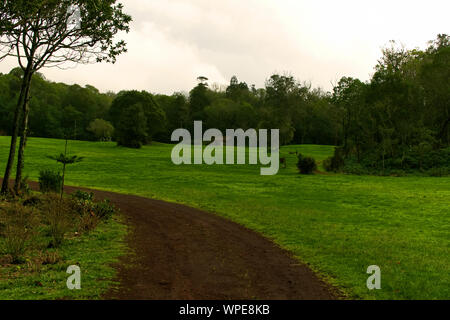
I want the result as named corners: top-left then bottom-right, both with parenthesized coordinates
top-left (114, 103), bottom-right (148, 148)
top-left (262, 74), bottom-right (302, 145)
top-left (87, 118), bottom-right (114, 141)
top-left (332, 77), bottom-right (366, 155)
top-left (109, 90), bottom-right (166, 145)
top-left (0, 0), bottom-right (131, 194)
top-left (153, 92), bottom-right (189, 142)
top-left (189, 77), bottom-right (212, 122)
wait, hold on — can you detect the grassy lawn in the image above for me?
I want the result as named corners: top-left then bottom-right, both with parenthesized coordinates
top-left (0, 137), bottom-right (449, 300)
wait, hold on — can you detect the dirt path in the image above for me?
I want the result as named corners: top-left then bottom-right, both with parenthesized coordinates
top-left (5, 180), bottom-right (339, 299)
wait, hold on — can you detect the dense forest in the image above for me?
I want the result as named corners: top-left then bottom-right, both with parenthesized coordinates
top-left (0, 34), bottom-right (448, 174)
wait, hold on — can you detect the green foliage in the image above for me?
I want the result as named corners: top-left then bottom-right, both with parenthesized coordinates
top-left (38, 170), bottom-right (62, 193)
top-left (296, 154), bottom-right (317, 174)
top-left (0, 71), bottom-right (114, 140)
top-left (333, 35), bottom-right (450, 172)
top-left (47, 153), bottom-right (84, 166)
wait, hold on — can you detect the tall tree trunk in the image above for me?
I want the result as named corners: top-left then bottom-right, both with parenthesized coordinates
top-left (14, 92), bottom-right (32, 194)
top-left (1, 67), bottom-right (33, 194)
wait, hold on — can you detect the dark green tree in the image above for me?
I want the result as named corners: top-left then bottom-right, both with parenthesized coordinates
top-left (109, 90), bottom-right (166, 145)
top-left (114, 103), bottom-right (148, 148)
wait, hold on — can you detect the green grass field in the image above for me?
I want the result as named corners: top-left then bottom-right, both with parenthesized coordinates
top-left (0, 137), bottom-right (449, 300)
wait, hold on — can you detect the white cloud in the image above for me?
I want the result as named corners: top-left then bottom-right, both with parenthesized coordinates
top-left (0, 0), bottom-right (448, 94)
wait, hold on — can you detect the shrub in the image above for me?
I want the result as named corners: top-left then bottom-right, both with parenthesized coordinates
top-left (72, 190), bottom-right (94, 202)
top-left (427, 167), bottom-right (450, 177)
top-left (323, 147), bottom-right (345, 172)
top-left (297, 154), bottom-right (317, 174)
top-left (94, 199), bottom-right (116, 220)
top-left (42, 195), bottom-right (73, 248)
top-left (343, 160), bottom-right (368, 175)
top-left (0, 204), bottom-right (37, 263)
top-left (77, 210), bottom-right (100, 233)
top-left (22, 196), bottom-right (42, 207)
top-left (18, 176), bottom-right (32, 196)
top-left (38, 170), bottom-right (62, 193)
top-left (70, 196), bottom-right (99, 233)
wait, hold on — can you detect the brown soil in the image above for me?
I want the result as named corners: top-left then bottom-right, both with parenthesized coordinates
top-left (3, 179), bottom-right (339, 300)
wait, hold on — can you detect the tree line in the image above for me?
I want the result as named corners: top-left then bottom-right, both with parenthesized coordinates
top-left (330, 34), bottom-right (449, 174)
top-left (1, 34), bottom-right (449, 175)
top-left (0, 70), bottom-right (343, 146)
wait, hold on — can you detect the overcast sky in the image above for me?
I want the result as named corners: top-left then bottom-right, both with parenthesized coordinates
top-left (1, 0), bottom-right (448, 94)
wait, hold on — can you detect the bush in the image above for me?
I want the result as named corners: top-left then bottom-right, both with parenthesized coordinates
top-left (297, 154), bottom-right (317, 174)
top-left (72, 190), bottom-right (94, 202)
top-left (70, 194), bottom-right (116, 233)
top-left (0, 204), bottom-right (37, 263)
top-left (42, 195), bottom-right (73, 248)
top-left (38, 170), bottom-right (62, 193)
top-left (343, 160), bottom-right (369, 175)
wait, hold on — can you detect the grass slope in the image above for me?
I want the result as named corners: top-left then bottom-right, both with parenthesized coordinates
top-left (0, 137), bottom-right (449, 299)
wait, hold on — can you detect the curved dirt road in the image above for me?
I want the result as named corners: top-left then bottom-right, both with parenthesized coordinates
top-left (4, 179), bottom-right (338, 299)
top-left (75, 188), bottom-right (338, 300)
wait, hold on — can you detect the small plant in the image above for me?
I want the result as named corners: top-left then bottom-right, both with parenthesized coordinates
top-left (297, 154), bottom-right (317, 174)
top-left (39, 170), bottom-right (62, 193)
top-left (39, 250), bottom-right (62, 265)
top-left (48, 139), bottom-right (84, 199)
